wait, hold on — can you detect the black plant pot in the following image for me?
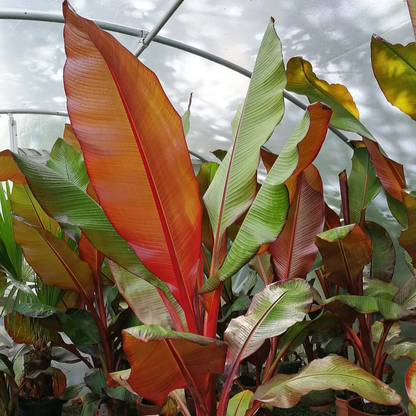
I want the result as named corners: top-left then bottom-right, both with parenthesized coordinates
top-left (18, 398), bottom-right (64, 416)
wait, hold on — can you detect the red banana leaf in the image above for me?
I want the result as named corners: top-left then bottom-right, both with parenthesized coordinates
top-left (63, 123), bottom-right (81, 153)
top-left (270, 165), bottom-right (325, 280)
top-left (108, 325), bottom-right (226, 412)
top-left (406, 361), bottom-right (416, 409)
top-left (398, 192), bottom-right (416, 267)
top-left (315, 224), bottom-right (372, 292)
top-left (363, 138), bottom-right (405, 202)
top-left (63, 2), bottom-right (202, 332)
top-left (0, 150), bottom-right (26, 184)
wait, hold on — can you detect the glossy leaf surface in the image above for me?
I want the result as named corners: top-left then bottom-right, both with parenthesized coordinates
top-left (201, 104), bottom-right (331, 293)
top-left (63, 2), bottom-right (202, 331)
top-left (270, 165), bottom-right (324, 280)
top-left (46, 139), bottom-right (89, 191)
top-left (204, 18), bottom-right (286, 271)
top-left (365, 221), bottom-right (395, 283)
top-left (226, 390), bottom-right (253, 416)
top-left (393, 275), bottom-right (416, 309)
top-left (286, 58), bottom-right (373, 139)
top-left (348, 145), bottom-right (381, 225)
top-left (252, 356), bottom-right (401, 408)
top-left (221, 280), bottom-right (312, 404)
top-left (323, 295), bottom-right (415, 321)
top-left (371, 36), bottom-right (416, 120)
top-left (316, 224), bottom-right (372, 291)
top-left (110, 325), bottom-right (227, 407)
top-left (109, 261), bottom-right (183, 330)
top-left (363, 138), bottom-right (406, 202)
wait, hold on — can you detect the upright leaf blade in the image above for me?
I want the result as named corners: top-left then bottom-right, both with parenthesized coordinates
top-left (399, 192), bottom-right (416, 267)
top-left (252, 356), bottom-right (401, 408)
top-left (348, 145), bottom-right (381, 225)
top-left (0, 150), bottom-right (26, 184)
top-left (201, 104), bottom-right (331, 293)
top-left (226, 390), bottom-right (253, 416)
top-left (406, 361), bottom-right (416, 409)
top-left (219, 280), bottom-right (312, 411)
top-left (270, 165), bottom-right (325, 280)
top-left (204, 18), bottom-right (286, 271)
top-left (63, 2), bottom-right (202, 331)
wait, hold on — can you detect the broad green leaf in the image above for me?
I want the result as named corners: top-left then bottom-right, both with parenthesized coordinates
top-left (371, 321), bottom-right (401, 344)
top-left (371, 36), bottom-right (416, 120)
top-left (393, 275), bottom-right (416, 309)
top-left (109, 325), bottom-right (227, 410)
top-left (286, 57), bottom-right (374, 139)
top-left (14, 303), bottom-right (100, 346)
top-left (348, 145), bottom-right (381, 225)
top-left (364, 222), bottom-right (395, 282)
top-left (323, 295), bottom-right (415, 321)
top-left (386, 339), bottom-right (416, 360)
top-left (316, 224), bottom-right (372, 291)
top-left (406, 361), bottom-right (416, 408)
top-left (252, 356), bottom-right (401, 408)
top-left (399, 192), bottom-right (416, 267)
top-left (201, 104), bottom-right (331, 293)
top-left (218, 296), bottom-right (250, 323)
top-left (11, 155), bottom-right (182, 326)
top-left (64, 2), bottom-right (202, 333)
top-left (60, 383), bottom-right (85, 401)
top-left (218, 279), bottom-right (313, 415)
top-left (276, 311), bottom-right (338, 353)
top-left (204, 18), bottom-right (286, 272)
top-left (46, 138), bottom-right (89, 191)
top-left (270, 165), bottom-right (324, 280)
top-left (226, 390), bottom-right (253, 416)
top-left (363, 278), bottom-right (398, 301)
top-left (81, 393), bottom-right (101, 416)
top-left (108, 260), bottom-right (184, 331)
top-left (85, 368), bottom-right (106, 399)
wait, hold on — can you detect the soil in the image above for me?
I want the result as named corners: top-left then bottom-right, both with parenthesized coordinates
top-left (349, 399), bottom-right (403, 415)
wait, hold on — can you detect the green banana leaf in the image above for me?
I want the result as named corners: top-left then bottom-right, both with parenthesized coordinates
top-left (252, 356), bottom-right (401, 408)
top-left (201, 103), bottom-right (331, 293)
top-left (204, 18), bottom-right (286, 272)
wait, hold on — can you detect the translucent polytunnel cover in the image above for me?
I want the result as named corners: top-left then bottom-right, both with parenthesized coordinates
top-left (1, 0), bottom-right (416, 403)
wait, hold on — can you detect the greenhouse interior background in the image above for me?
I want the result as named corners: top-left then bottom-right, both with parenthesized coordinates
top-left (1, 0), bottom-right (416, 414)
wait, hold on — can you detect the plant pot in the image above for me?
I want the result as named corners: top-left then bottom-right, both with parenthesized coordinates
top-left (346, 398), bottom-right (405, 416)
top-left (137, 402), bottom-right (163, 416)
top-left (336, 396), bottom-right (349, 416)
top-left (309, 403), bottom-right (333, 413)
top-left (18, 398), bottom-right (63, 416)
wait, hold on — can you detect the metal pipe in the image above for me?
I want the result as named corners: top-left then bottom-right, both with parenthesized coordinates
top-left (134, 0), bottom-right (185, 57)
top-left (0, 10), bottom-right (353, 148)
top-left (0, 109), bottom-right (68, 117)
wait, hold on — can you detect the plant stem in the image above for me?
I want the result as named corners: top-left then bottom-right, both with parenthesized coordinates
top-left (256, 255), bottom-right (268, 285)
top-left (315, 270), bottom-right (330, 299)
top-left (374, 321), bottom-right (393, 377)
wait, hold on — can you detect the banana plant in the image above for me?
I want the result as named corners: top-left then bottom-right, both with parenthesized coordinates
top-left (0, 2), bottom-right (409, 416)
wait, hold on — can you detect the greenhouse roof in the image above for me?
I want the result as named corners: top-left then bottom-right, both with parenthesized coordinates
top-left (0, 0), bottom-right (415, 214)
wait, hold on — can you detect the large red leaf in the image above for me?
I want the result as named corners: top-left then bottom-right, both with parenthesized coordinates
top-left (270, 165), bottom-right (324, 280)
top-left (407, 362), bottom-right (416, 409)
top-left (0, 150), bottom-right (26, 184)
top-left (363, 138), bottom-right (405, 202)
top-left (316, 224), bottom-right (372, 292)
top-left (108, 325), bottom-right (226, 411)
top-left (398, 192), bottom-right (416, 266)
top-left (63, 3), bottom-right (202, 332)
